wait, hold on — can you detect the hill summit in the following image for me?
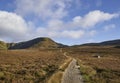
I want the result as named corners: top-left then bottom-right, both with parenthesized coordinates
top-left (9, 37), bottom-right (67, 49)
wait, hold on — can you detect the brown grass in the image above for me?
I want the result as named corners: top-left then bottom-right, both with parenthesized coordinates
top-left (48, 71), bottom-right (63, 83)
top-left (0, 49), bottom-right (67, 83)
top-left (64, 47), bottom-right (120, 83)
top-left (0, 47), bottom-right (120, 83)
top-left (48, 55), bottom-right (72, 83)
top-left (59, 57), bottom-right (72, 71)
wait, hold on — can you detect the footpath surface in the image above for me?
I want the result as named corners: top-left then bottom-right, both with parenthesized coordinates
top-left (61, 59), bottom-right (83, 83)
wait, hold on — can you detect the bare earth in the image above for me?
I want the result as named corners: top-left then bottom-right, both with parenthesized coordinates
top-left (61, 59), bottom-right (83, 83)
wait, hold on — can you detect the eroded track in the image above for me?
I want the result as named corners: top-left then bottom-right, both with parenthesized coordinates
top-left (61, 59), bottom-right (83, 83)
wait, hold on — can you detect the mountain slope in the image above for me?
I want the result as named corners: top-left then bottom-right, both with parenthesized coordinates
top-left (1, 38), bottom-right (120, 50)
top-left (0, 41), bottom-right (7, 50)
top-left (100, 39), bottom-right (120, 46)
top-left (9, 37), bottom-right (67, 49)
top-left (73, 39), bottom-right (120, 47)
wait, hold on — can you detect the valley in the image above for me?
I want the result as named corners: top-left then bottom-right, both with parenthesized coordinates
top-left (0, 38), bottom-right (120, 83)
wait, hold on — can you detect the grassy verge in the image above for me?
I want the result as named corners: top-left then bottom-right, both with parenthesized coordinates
top-left (77, 59), bottom-right (96, 83)
top-left (77, 58), bottom-right (120, 83)
top-left (48, 57), bottom-right (72, 83)
top-left (59, 57), bottom-right (72, 71)
top-left (47, 71), bottom-right (63, 83)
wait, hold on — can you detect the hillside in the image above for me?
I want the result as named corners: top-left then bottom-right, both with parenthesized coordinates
top-left (9, 37), bottom-right (67, 49)
top-left (73, 39), bottom-right (120, 47)
top-left (0, 41), bottom-right (7, 50)
top-left (100, 39), bottom-right (120, 46)
top-left (1, 38), bottom-right (120, 50)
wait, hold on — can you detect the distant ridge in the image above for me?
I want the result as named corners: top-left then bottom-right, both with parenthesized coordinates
top-left (0, 38), bottom-right (120, 50)
top-left (73, 39), bottom-right (120, 47)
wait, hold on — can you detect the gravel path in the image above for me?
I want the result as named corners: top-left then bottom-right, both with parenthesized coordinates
top-left (61, 59), bottom-right (83, 83)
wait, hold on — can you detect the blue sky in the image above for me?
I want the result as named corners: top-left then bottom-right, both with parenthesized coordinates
top-left (0, 0), bottom-right (120, 45)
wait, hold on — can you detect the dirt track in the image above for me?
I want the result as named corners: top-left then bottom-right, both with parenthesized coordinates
top-left (61, 59), bottom-right (83, 83)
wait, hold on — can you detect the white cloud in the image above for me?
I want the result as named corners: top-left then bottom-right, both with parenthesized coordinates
top-left (35, 28), bottom-right (85, 39)
top-left (104, 24), bottom-right (116, 31)
top-left (45, 10), bottom-right (119, 32)
top-left (22, 10), bottom-right (120, 39)
top-left (0, 10), bottom-right (84, 41)
top-left (0, 10), bottom-right (119, 42)
top-left (42, 10), bottom-right (118, 39)
top-left (0, 11), bottom-right (30, 42)
top-left (15, 0), bottom-right (83, 20)
top-left (13, 0), bottom-right (119, 41)
top-left (72, 10), bottom-right (119, 28)
top-left (48, 19), bottom-right (64, 31)
top-left (15, 0), bottom-right (73, 20)
top-left (61, 30), bottom-right (85, 39)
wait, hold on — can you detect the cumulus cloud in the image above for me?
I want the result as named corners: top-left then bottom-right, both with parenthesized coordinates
top-left (0, 0), bottom-right (120, 45)
top-left (0, 9), bottom-right (119, 42)
top-left (47, 19), bottom-right (64, 31)
top-left (44, 10), bottom-right (119, 32)
top-left (15, 0), bottom-right (74, 20)
top-left (35, 28), bottom-right (85, 39)
top-left (13, 0), bottom-right (119, 41)
top-left (61, 30), bottom-right (85, 39)
top-left (15, 0), bottom-right (83, 21)
top-left (72, 10), bottom-right (119, 28)
top-left (0, 11), bottom-right (30, 42)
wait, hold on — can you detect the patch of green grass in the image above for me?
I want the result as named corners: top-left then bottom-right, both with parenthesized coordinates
top-left (0, 72), bottom-right (4, 78)
top-left (92, 68), bottom-right (120, 83)
top-left (77, 59), bottom-right (96, 83)
top-left (77, 58), bottom-right (120, 83)
top-left (0, 41), bottom-right (8, 50)
top-left (0, 72), bottom-right (5, 81)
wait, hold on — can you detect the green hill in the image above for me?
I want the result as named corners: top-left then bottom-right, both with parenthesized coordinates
top-left (73, 39), bottom-right (120, 47)
top-left (1, 38), bottom-right (120, 50)
top-left (0, 41), bottom-right (7, 50)
top-left (9, 37), bottom-right (67, 49)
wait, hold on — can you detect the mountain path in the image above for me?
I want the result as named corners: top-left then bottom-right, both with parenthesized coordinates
top-left (61, 58), bottom-right (83, 83)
